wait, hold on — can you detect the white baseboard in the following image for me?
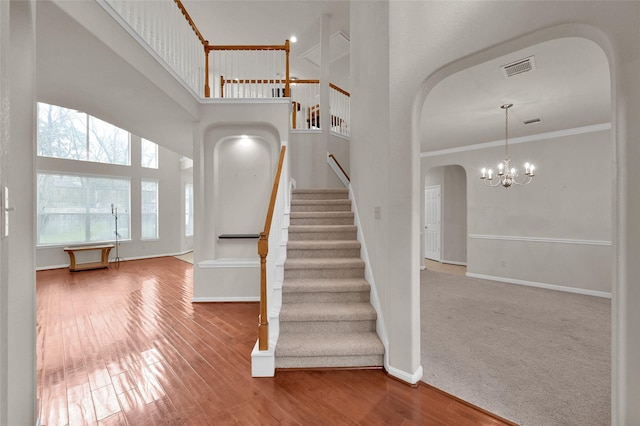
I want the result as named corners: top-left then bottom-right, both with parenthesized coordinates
top-left (386, 364), bottom-right (423, 385)
top-left (192, 296), bottom-right (259, 303)
top-left (466, 272), bottom-right (612, 299)
top-left (197, 258), bottom-right (259, 268)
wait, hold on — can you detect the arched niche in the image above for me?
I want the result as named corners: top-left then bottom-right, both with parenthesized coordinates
top-left (202, 123), bottom-right (281, 260)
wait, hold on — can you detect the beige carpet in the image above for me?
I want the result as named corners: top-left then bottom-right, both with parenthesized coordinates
top-left (421, 268), bottom-right (610, 426)
top-left (174, 251), bottom-right (193, 264)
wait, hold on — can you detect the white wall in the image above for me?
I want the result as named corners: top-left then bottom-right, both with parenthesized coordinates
top-left (377, 1), bottom-right (640, 420)
top-left (289, 131), bottom-right (349, 188)
top-left (351, 2), bottom-right (423, 383)
top-left (35, 136), bottom-right (189, 269)
top-left (2, 1), bottom-right (36, 424)
top-left (422, 129), bottom-right (612, 294)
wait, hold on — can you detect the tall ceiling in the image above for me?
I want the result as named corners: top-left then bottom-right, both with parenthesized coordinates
top-left (180, 3), bottom-right (611, 154)
top-left (36, 2), bottom-right (611, 157)
top-left (421, 37), bottom-right (610, 153)
top-left (181, 0), bottom-right (350, 84)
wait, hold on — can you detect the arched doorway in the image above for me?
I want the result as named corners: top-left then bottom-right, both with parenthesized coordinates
top-left (418, 34), bottom-right (612, 425)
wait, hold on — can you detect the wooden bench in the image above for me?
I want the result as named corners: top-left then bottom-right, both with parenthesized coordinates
top-left (64, 244), bottom-right (115, 272)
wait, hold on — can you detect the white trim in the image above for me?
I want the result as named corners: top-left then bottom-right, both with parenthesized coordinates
top-left (35, 250), bottom-right (197, 271)
top-left (420, 123), bottom-right (612, 158)
top-left (251, 340), bottom-right (275, 377)
top-left (192, 296), bottom-right (260, 303)
top-left (197, 258), bottom-right (260, 268)
top-left (387, 364), bottom-right (424, 385)
top-left (329, 131), bottom-right (351, 141)
top-left (468, 234), bottom-right (612, 246)
top-left (466, 272), bottom-right (612, 299)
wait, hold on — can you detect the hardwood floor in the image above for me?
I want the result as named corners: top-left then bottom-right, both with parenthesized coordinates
top-left (37, 257), bottom-right (515, 425)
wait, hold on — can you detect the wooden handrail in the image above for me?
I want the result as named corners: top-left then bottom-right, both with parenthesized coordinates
top-left (258, 146), bottom-right (287, 350)
top-left (208, 44), bottom-right (289, 52)
top-left (329, 153), bottom-right (350, 182)
top-left (173, 0), bottom-right (208, 46)
top-left (330, 83), bottom-right (350, 97)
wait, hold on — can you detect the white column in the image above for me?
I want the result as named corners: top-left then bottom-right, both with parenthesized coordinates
top-left (6, 0), bottom-right (37, 424)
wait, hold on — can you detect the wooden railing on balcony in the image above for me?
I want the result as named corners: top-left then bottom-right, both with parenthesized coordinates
top-left (257, 146), bottom-right (287, 351)
top-left (210, 42), bottom-right (290, 99)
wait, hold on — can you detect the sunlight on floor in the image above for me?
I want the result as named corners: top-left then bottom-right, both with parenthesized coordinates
top-left (424, 259), bottom-right (466, 276)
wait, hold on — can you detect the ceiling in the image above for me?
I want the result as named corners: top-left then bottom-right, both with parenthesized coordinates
top-left (420, 37), bottom-right (611, 153)
top-left (36, 2), bottom-right (611, 158)
top-left (181, 0), bottom-right (350, 83)
top-left (179, 3), bottom-right (611, 154)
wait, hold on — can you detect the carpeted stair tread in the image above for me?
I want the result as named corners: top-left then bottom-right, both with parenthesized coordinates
top-left (279, 302), bottom-right (377, 322)
top-left (285, 258), bottom-right (365, 270)
top-left (282, 278), bottom-right (370, 293)
top-left (289, 224), bottom-right (357, 233)
top-left (292, 188), bottom-right (349, 200)
top-left (287, 240), bottom-right (361, 250)
top-left (275, 331), bottom-right (384, 357)
top-left (291, 199), bottom-right (351, 206)
top-left (290, 211), bottom-right (354, 219)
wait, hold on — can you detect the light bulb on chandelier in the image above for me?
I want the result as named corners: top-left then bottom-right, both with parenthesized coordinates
top-left (480, 103), bottom-right (536, 188)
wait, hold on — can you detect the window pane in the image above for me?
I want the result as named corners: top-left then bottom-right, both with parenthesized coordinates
top-left (37, 173), bottom-right (130, 245)
top-left (185, 183), bottom-right (193, 237)
top-left (141, 180), bottom-right (158, 240)
top-left (37, 103), bottom-right (87, 160)
top-left (88, 116), bottom-right (130, 165)
top-left (141, 139), bottom-right (158, 169)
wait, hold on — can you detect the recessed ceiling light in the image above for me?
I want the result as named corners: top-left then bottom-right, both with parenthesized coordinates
top-left (290, 36), bottom-right (297, 43)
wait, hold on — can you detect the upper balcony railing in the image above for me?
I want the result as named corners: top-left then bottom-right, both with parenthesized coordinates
top-left (98, 0), bottom-right (351, 137)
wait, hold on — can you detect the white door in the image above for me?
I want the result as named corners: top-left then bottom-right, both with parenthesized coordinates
top-left (424, 186), bottom-right (441, 261)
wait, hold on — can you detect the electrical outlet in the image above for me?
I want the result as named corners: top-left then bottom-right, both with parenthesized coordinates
top-left (374, 206), bottom-right (381, 220)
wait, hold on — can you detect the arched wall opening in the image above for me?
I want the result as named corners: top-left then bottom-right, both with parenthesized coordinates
top-left (418, 35), bottom-right (612, 296)
top-left (415, 25), bottom-right (614, 425)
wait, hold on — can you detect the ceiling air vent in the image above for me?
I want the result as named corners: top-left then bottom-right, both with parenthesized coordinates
top-left (524, 118), bottom-right (542, 125)
top-left (501, 56), bottom-right (536, 78)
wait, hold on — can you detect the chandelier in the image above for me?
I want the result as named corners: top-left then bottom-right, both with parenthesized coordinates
top-left (480, 103), bottom-right (535, 187)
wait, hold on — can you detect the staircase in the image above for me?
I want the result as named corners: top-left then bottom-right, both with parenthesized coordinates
top-left (275, 188), bottom-right (384, 369)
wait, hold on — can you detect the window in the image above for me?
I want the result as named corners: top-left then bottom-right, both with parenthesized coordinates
top-left (141, 180), bottom-right (158, 240)
top-left (141, 138), bottom-right (158, 169)
top-left (37, 103), bottom-right (130, 165)
top-left (37, 173), bottom-right (130, 245)
top-left (185, 183), bottom-right (193, 237)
